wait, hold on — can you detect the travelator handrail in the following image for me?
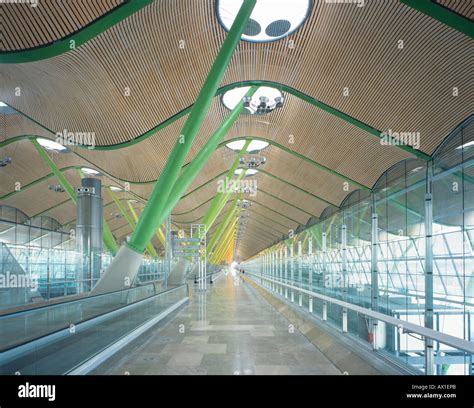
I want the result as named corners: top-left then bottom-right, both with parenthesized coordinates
top-left (0, 281), bottom-right (158, 318)
top-left (0, 284), bottom-right (189, 375)
top-left (244, 272), bottom-right (474, 354)
top-left (0, 281), bottom-right (165, 353)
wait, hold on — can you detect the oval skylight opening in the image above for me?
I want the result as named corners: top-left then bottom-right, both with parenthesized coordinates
top-left (235, 168), bottom-right (259, 176)
top-left (222, 86), bottom-right (284, 115)
top-left (226, 139), bottom-right (269, 153)
top-left (36, 138), bottom-right (68, 152)
top-left (217, 0), bottom-right (312, 43)
top-left (81, 167), bottom-right (101, 176)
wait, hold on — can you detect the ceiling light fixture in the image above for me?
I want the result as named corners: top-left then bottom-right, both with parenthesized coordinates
top-left (0, 157), bottom-right (12, 167)
top-left (217, 0), bottom-right (312, 43)
top-left (48, 184), bottom-right (66, 193)
top-left (222, 86), bottom-right (284, 115)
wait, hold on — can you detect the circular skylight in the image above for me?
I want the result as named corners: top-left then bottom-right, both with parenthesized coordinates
top-left (36, 138), bottom-right (68, 152)
top-left (235, 168), bottom-right (259, 176)
top-left (81, 167), bottom-right (101, 176)
top-left (226, 139), bottom-right (269, 153)
top-left (217, 0), bottom-right (312, 43)
top-left (222, 86), bottom-right (284, 115)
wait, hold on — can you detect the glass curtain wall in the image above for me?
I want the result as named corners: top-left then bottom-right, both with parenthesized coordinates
top-left (0, 205), bottom-right (168, 304)
top-left (243, 117), bottom-right (474, 375)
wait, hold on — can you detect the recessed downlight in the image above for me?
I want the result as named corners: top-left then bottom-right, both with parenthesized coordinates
top-left (217, 0), bottom-right (312, 43)
top-left (226, 139), bottom-right (269, 153)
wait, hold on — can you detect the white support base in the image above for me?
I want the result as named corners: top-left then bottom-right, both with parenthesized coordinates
top-left (90, 244), bottom-right (143, 296)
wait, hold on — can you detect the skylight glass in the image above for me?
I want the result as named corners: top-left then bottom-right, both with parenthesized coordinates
top-left (235, 168), bottom-right (259, 176)
top-left (217, 0), bottom-right (312, 43)
top-left (222, 86), bottom-right (283, 115)
top-left (36, 138), bottom-right (68, 152)
top-left (226, 139), bottom-right (269, 153)
top-left (81, 167), bottom-right (101, 176)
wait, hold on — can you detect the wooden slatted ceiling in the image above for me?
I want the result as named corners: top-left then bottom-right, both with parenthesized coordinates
top-left (0, 0), bottom-right (124, 51)
top-left (0, 0), bottom-right (470, 154)
top-left (435, 0), bottom-right (473, 20)
top-left (0, 0), bottom-right (471, 259)
top-left (1, 92), bottom-right (412, 190)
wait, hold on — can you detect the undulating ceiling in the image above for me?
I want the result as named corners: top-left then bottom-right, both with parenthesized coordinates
top-left (0, 0), bottom-right (472, 260)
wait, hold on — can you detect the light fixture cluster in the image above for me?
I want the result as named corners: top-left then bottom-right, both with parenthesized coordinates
top-left (0, 157), bottom-right (12, 167)
top-left (239, 154), bottom-right (266, 168)
top-left (237, 199), bottom-right (252, 209)
top-left (222, 86), bottom-right (284, 115)
top-left (48, 184), bottom-right (66, 193)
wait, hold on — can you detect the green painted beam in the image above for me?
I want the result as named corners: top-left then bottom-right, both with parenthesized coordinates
top-left (1, 76), bottom-right (431, 166)
top-left (128, 0), bottom-right (256, 254)
top-left (400, 0), bottom-right (473, 38)
top-left (255, 168), bottom-right (340, 207)
top-left (0, 1), bottom-right (155, 64)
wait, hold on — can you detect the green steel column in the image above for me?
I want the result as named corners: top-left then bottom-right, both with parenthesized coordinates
top-left (128, 0), bottom-right (257, 254)
top-left (204, 169), bottom-right (247, 231)
top-left (207, 196), bottom-right (240, 253)
top-left (161, 86), bottom-right (257, 218)
top-left (107, 187), bottom-right (158, 258)
top-left (31, 139), bottom-right (76, 202)
top-left (202, 139), bottom-right (251, 229)
top-left (210, 218), bottom-right (238, 263)
top-left (128, 201), bottom-right (166, 247)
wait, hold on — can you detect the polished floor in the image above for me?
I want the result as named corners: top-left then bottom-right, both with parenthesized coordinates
top-left (93, 270), bottom-right (342, 375)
